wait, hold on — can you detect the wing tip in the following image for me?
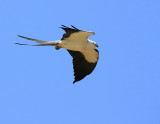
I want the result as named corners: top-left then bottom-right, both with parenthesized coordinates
top-left (17, 35), bottom-right (23, 37)
top-left (60, 25), bottom-right (80, 31)
top-left (60, 25), bottom-right (68, 29)
top-left (73, 80), bottom-right (77, 84)
top-left (71, 25), bottom-right (79, 30)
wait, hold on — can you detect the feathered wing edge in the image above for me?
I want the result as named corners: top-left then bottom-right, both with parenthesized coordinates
top-left (67, 49), bottom-right (99, 84)
top-left (60, 25), bottom-right (81, 40)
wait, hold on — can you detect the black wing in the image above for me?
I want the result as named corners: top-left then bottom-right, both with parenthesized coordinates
top-left (67, 49), bottom-right (99, 83)
top-left (60, 25), bottom-right (80, 40)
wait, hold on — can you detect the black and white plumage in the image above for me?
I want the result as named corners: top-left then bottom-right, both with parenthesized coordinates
top-left (16, 25), bottom-right (99, 83)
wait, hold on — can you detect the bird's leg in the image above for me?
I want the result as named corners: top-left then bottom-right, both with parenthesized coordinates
top-left (55, 46), bottom-right (61, 50)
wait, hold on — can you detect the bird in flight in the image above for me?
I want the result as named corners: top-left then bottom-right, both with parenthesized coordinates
top-left (16, 25), bottom-right (99, 83)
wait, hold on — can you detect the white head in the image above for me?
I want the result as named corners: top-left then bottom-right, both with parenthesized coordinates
top-left (88, 40), bottom-right (99, 48)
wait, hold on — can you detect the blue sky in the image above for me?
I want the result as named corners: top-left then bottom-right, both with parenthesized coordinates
top-left (0, 0), bottom-right (160, 124)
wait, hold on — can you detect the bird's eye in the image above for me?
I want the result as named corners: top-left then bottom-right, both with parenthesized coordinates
top-left (94, 42), bottom-right (98, 47)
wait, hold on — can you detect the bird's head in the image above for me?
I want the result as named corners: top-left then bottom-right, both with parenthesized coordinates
top-left (93, 41), bottom-right (98, 47)
top-left (88, 40), bottom-right (98, 48)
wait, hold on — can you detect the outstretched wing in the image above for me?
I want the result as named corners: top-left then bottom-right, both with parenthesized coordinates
top-left (60, 25), bottom-right (95, 41)
top-left (67, 49), bottom-right (99, 83)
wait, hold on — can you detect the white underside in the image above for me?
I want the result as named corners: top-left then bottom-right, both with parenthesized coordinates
top-left (59, 39), bottom-right (98, 63)
top-left (56, 31), bottom-right (98, 63)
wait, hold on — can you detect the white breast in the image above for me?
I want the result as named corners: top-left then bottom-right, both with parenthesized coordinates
top-left (60, 39), bottom-right (87, 51)
top-left (81, 49), bottom-right (99, 63)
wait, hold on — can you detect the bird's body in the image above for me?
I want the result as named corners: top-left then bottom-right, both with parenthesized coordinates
top-left (16, 25), bottom-right (99, 83)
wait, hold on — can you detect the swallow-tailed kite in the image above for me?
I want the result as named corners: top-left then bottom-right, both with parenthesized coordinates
top-left (16, 25), bottom-right (99, 83)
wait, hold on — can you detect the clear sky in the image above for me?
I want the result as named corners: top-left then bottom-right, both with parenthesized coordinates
top-left (0, 0), bottom-right (160, 124)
